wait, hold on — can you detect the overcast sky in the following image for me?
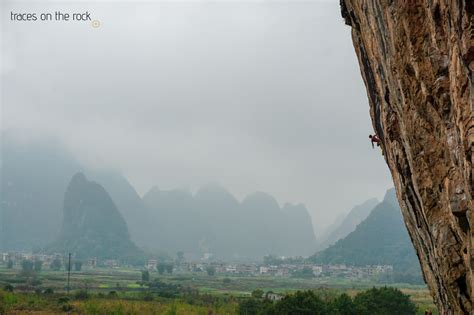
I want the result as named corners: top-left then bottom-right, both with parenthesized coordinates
top-left (1, 0), bottom-right (393, 235)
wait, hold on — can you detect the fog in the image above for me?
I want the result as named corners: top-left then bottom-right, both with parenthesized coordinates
top-left (1, 0), bottom-right (393, 235)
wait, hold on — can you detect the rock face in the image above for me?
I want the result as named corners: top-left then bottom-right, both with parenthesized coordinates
top-left (340, 1), bottom-right (473, 313)
top-left (51, 173), bottom-right (143, 262)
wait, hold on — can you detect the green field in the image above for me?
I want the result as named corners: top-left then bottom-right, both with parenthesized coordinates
top-left (0, 266), bottom-right (437, 314)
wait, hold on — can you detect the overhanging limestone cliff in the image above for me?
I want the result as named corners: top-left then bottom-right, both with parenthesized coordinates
top-left (340, 1), bottom-right (473, 313)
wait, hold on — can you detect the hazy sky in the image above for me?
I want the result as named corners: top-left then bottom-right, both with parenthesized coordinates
top-left (2, 0), bottom-right (393, 235)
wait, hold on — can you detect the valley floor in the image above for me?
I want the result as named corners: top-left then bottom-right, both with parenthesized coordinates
top-left (0, 266), bottom-right (437, 314)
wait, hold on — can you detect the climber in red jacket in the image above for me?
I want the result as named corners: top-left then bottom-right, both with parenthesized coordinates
top-left (369, 134), bottom-right (381, 148)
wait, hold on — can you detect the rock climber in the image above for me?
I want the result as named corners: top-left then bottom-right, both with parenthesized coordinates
top-left (369, 134), bottom-right (381, 148)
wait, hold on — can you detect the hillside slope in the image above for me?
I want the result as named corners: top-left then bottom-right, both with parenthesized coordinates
top-left (317, 198), bottom-right (378, 250)
top-left (50, 173), bottom-right (143, 262)
top-left (311, 189), bottom-right (419, 272)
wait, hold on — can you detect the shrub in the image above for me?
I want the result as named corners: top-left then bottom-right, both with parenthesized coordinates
top-left (44, 288), bottom-right (54, 295)
top-left (353, 287), bottom-right (417, 315)
top-left (74, 289), bottom-right (90, 300)
top-left (3, 284), bottom-right (14, 292)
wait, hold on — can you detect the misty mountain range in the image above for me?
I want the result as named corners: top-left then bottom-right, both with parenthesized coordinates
top-left (1, 134), bottom-right (420, 273)
top-left (316, 198), bottom-right (378, 251)
top-left (311, 189), bottom-right (420, 273)
top-left (0, 135), bottom-right (317, 260)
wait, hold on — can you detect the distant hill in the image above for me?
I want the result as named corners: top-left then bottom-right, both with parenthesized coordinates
top-left (49, 173), bottom-right (143, 263)
top-left (86, 170), bottom-right (156, 249)
top-left (2, 135), bottom-right (317, 261)
top-left (1, 134), bottom-right (82, 251)
top-left (143, 186), bottom-right (317, 260)
top-left (317, 198), bottom-right (378, 250)
top-left (310, 189), bottom-right (420, 272)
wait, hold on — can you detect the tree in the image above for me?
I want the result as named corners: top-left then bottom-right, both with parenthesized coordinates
top-left (21, 259), bottom-right (34, 272)
top-left (273, 291), bottom-right (327, 315)
top-left (165, 263), bottom-right (173, 274)
top-left (20, 259), bottom-right (35, 277)
top-left (34, 260), bottom-right (43, 271)
top-left (7, 260), bottom-right (13, 269)
top-left (239, 298), bottom-right (262, 315)
top-left (252, 289), bottom-right (264, 298)
top-left (329, 293), bottom-right (356, 315)
top-left (157, 263), bottom-right (166, 275)
top-left (50, 258), bottom-right (62, 271)
top-left (74, 261), bottom-right (83, 271)
top-left (206, 266), bottom-right (216, 276)
top-left (142, 270), bottom-right (150, 282)
top-left (353, 287), bottom-right (417, 315)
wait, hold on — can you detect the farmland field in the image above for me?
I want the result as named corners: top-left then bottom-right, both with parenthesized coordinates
top-left (0, 266), bottom-right (437, 314)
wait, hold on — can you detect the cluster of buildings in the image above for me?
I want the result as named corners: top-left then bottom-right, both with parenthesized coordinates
top-left (145, 259), bottom-right (394, 280)
top-left (1, 251), bottom-right (393, 280)
top-left (0, 252), bottom-right (98, 269)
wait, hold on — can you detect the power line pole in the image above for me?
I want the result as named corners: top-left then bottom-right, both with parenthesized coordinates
top-left (67, 253), bottom-right (71, 295)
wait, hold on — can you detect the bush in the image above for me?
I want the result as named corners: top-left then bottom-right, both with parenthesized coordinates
top-left (3, 284), bottom-right (14, 292)
top-left (61, 304), bottom-right (74, 312)
top-left (74, 290), bottom-right (90, 300)
top-left (353, 287), bottom-right (417, 315)
top-left (44, 288), bottom-right (54, 295)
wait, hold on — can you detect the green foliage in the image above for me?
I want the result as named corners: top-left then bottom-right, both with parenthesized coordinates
top-left (7, 260), bottom-right (14, 269)
top-left (148, 280), bottom-right (182, 298)
top-left (328, 293), bottom-right (356, 315)
top-left (291, 267), bottom-right (314, 279)
top-left (21, 260), bottom-right (34, 272)
top-left (252, 289), bottom-right (264, 298)
top-left (50, 258), bottom-right (61, 271)
top-left (74, 289), bottom-right (90, 300)
top-left (34, 260), bottom-right (43, 271)
top-left (157, 263), bottom-right (166, 275)
top-left (353, 287), bottom-right (417, 315)
top-left (274, 291), bottom-right (327, 315)
top-left (165, 263), bottom-right (174, 274)
top-left (74, 260), bottom-right (83, 271)
top-left (223, 278), bottom-right (232, 284)
top-left (141, 270), bottom-right (150, 282)
top-left (43, 288), bottom-right (54, 295)
top-left (238, 288), bottom-right (417, 315)
top-left (4, 284), bottom-right (14, 292)
top-left (206, 266), bottom-right (216, 276)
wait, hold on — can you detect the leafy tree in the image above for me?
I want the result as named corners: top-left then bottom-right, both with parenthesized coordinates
top-left (272, 291), bottom-right (327, 315)
top-left (157, 263), bottom-right (166, 275)
top-left (206, 266), bottom-right (216, 276)
top-left (251, 289), bottom-right (264, 298)
top-left (3, 284), bottom-right (14, 292)
top-left (353, 287), bottom-right (416, 315)
top-left (21, 259), bottom-right (34, 272)
top-left (328, 293), bottom-right (356, 315)
top-left (223, 278), bottom-right (231, 284)
top-left (50, 258), bottom-right (62, 271)
top-left (291, 267), bottom-right (314, 279)
top-left (141, 270), bottom-right (150, 282)
top-left (239, 298), bottom-right (262, 315)
top-left (6, 260), bottom-right (14, 269)
top-left (74, 261), bottom-right (83, 271)
top-left (34, 260), bottom-right (43, 271)
top-left (165, 263), bottom-right (174, 274)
